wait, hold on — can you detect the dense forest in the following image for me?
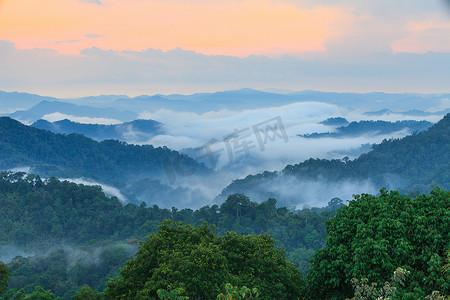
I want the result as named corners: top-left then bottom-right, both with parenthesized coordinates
top-left (0, 117), bottom-right (210, 207)
top-left (0, 172), bottom-right (338, 298)
top-left (219, 114), bottom-right (450, 202)
top-left (0, 177), bottom-right (448, 299)
top-left (0, 115), bottom-right (449, 299)
top-left (0, 117), bottom-right (205, 182)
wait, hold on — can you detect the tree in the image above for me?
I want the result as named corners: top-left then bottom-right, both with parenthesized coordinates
top-left (103, 221), bottom-right (305, 299)
top-left (0, 261), bottom-right (8, 294)
top-left (216, 283), bottom-right (259, 299)
top-left (73, 286), bottom-right (103, 300)
top-left (307, 188), bottom-right (450, 299)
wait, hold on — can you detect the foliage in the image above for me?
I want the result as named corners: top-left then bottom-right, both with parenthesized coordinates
top-left (0, 261), bottom-right (9, 295)
top-left (0, 286), bottom-right (62, 300)
top-left (443, 249), bottom-right (450, 274)
top-left (346, 267), bottom-right (410, 300)
top-left (73, 286), bottom-right (103, 300)
top-left (0, 174), bottom-right (334, 298)
top-left (5, 245), bottom-right (131, 299)
top-left (157, 288), bottom-right (188, 300)
top-left (0, 116), bottom-right (207, 199)
top-left (307, 188), bottom-right (450, 299)
top-left (103, 221), bottom-right (305, 300)
top-left (216, 283), bottom-right (259, 300)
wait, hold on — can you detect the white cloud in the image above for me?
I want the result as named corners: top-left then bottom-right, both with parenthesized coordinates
top-left (0, 40), bottom-right (449, 98)
top-left (61, 178), bottom-right (127, 203)
top-left (42, 112), bottom-right (122, 125)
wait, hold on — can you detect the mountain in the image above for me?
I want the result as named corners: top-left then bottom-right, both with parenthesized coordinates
top-left (9, 101), bottom-right (138, 123)
top-left (0, 91), bottom-right (58, 114)
top-left (113, 89), bottom-right (450, 113)
top-left (1, 89), bottom-right (449, 117)
top-left (364, 108), bottom-right (450, 117)
top-left (300, 120), bottom-right (433, 138)
top-left (31, 119), bottom-right (162, 143)
top-left (0, 117), bottom-right (209, 208)
top-left (113, 89), bottom-right (296, 113)
top-left (218, 114), bottom-right (450, 205)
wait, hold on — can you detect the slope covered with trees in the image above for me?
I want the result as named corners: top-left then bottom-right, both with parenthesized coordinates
top-left (300, 120), bottom-right (432, 138)
top-left (0, 174), bottom-right (448, 299)
top-left (220, 114), bottom-right (450, 201)
top-left (31, 119), bottom-right (162, 143)
top-left (307, 188), bottom-right (450, 299)
top-left (0, 117), bottom-right (209, 207)
top-left (0, 172), bottom-right (336, 298)
top-left (0, 117), bottom-right (204, 182)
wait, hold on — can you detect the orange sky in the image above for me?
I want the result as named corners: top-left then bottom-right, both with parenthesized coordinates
top-left (0, 0), bottom-right (351, 56)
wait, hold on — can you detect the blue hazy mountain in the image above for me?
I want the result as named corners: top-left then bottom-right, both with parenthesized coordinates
top-left (0, 91), bottom-right (58, 113)
top-left (364, 108), bottom-right (450, 116)
top-left (301, 120), bottom-right (433, 138)
top-left (113, 89), bottom-right (449, 113)
top-left (112, 89), bottom-right (298, 113)
top-left (1, 89), bottom-right (449, 116)
top-left (32, 119), bottom-right (162, 143)
top-left (320, 117), bottom-right (349, 126)
top-left (9, 101), bottom-right (138, 123)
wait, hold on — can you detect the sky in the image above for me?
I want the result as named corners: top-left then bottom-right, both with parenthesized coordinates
top-left (0, 0), bottom-right (449, 97)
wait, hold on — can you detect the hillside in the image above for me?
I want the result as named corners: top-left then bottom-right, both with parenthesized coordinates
top-left (9, 101), bottom-right (137, 123)
top-left (219, 114), bottom-right (450, 203)
top-left (0, 173), bottom-right (336, 298)
top-left (300, 120), bottom-right (432, 138)
top-left (0, 117), bottom-right (209, 207)
top-left (31, 119), bottom-right (162, 143)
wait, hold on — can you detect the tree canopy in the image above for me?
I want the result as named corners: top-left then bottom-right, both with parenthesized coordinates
top-left (103, 221), bottom-right (305, 299)
top-left (307, 188), bottom-right (450, 299)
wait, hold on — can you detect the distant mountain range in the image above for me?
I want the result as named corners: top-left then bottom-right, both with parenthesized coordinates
top-left (9, 100), bottom-right (138, 124)
top-left (32, 119), bottom-right (162, 143)
top-left (1, 89), bottom-right (449, 121)
top-left (364, 108), bottom-right (450, 116)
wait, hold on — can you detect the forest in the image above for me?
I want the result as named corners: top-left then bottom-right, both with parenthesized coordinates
top-left (219, 113), bottom-right (450, 202)
top-left (0, 173), bottom-right (449, 299)
top-left (0, 115), bottom-right (449, 299)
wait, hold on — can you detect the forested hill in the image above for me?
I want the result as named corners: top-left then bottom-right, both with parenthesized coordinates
top-left (300, 119), bottom-right (432, 138)
top-left (0, 117), bottom-right (208, 185)
top-left (219, 114), bottom-right (450, 201)
top-left (31, 118), bottom-right (162, 143)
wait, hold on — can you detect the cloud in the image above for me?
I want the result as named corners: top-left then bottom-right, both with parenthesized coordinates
top-left (0, 40), bottom-right (449, 97)
top-left (61, 178), bottom-right (127, 203)
top-left (137, 101), bottom-right (437, 178)
top-left (42, 112), bottom-right (122, 125)
top-left (391, 19), bottom-right (450, 53)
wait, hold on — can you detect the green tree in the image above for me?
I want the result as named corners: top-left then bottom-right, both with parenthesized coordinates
top-left (216, 283), bottom-right (259, 299)
top-left (156, 288), bottom-right (188, 300)
top-left (103, 221), bottom-right (304, 299)
top-left (307, 188), bottom-right (450, 299)
top-left (0, 261), bottom-right (9, 295)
